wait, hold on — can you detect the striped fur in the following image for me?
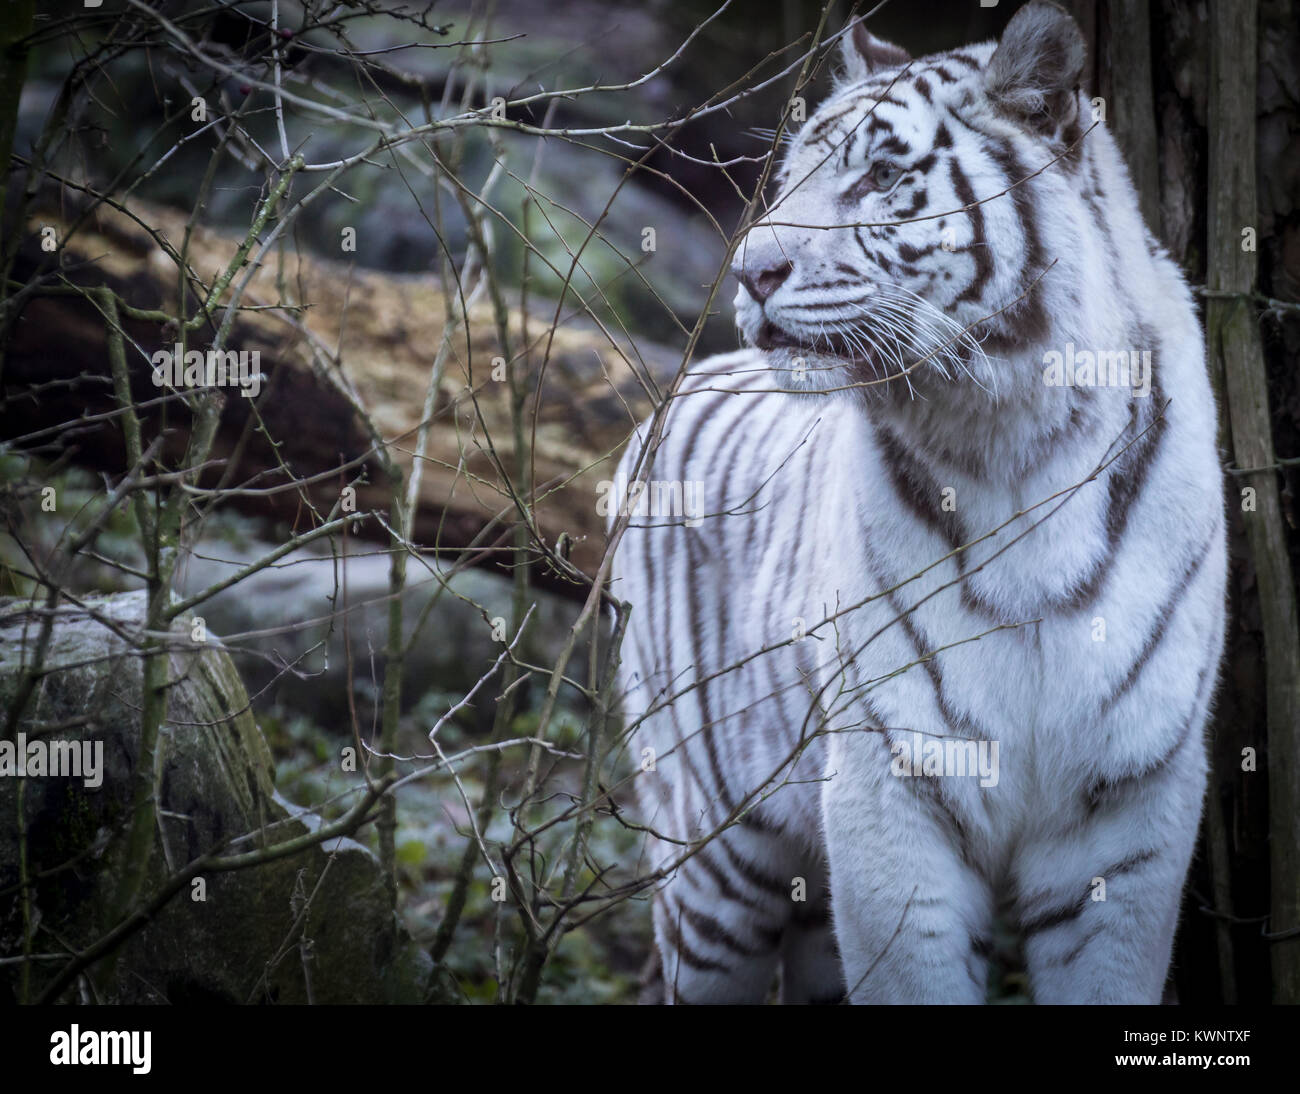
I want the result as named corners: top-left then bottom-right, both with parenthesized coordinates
top-left (611, 3), bottom-right (1226, 1004)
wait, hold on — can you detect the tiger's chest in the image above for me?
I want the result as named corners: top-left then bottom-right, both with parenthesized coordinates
top-left (741, 401), bottom-right (1210, 814)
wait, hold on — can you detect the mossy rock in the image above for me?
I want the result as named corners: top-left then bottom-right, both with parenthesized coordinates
top-left (0, 591), bottom-right (432, 1003)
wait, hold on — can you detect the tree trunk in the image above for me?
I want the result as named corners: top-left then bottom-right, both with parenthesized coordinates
top-left (1207, 0), bottom-right (1300, 1004)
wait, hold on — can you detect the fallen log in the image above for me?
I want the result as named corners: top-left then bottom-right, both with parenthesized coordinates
top-left (4, 198), bottom-right (682, 595)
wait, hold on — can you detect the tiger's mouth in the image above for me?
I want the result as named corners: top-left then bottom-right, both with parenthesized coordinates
top-left (754, 320), bottom-right (804, 352)
top-left (754, 320), bottom-right (874, 368)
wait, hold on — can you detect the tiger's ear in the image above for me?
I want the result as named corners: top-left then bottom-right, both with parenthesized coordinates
top-left (985, 0), bottom-right (1085, 136)
top-left (836, 18), bottom-right (910, 84)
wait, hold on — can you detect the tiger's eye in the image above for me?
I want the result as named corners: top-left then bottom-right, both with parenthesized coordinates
top-left (871, 162), bottom-right (903, 190)
top-left (846, 161), bottom-right (906, 202)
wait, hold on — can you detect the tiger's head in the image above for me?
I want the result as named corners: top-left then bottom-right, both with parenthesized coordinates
top-left (733, 0), bottom-right (1094, 405)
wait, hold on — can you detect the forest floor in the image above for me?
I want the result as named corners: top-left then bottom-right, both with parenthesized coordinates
top-left (267, 702), bottom-right (651, 1004)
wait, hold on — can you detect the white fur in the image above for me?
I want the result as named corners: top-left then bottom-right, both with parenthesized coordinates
top-left (612, 14), bottom-right (1225, 1005)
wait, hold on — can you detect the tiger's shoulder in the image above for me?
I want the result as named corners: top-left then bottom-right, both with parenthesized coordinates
top-left (610, 349), bottom-right (837, 548)
top-left (620, 349), bottom-right (786, 479)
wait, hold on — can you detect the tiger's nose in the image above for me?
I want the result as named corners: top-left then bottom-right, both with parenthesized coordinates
top-left (737, 259), bottom-right (793, 304)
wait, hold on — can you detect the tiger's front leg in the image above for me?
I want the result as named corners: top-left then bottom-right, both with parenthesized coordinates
top-left (651, 822), bottom-right (827, 1004)
top-left (822, 729), bottom-right (996, 1004)
top-left (1013, 732), bottom-right (1207, 1004)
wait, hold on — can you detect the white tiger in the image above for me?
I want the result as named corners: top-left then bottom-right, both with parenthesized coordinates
top-left (610, 1), bottom-right (1226, 1004)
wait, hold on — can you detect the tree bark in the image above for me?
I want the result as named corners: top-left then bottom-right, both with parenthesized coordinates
top-left (1107, 0), bottom-right (1162, 232)
top-left (1207, 0), bottom-right (1300, 1004)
